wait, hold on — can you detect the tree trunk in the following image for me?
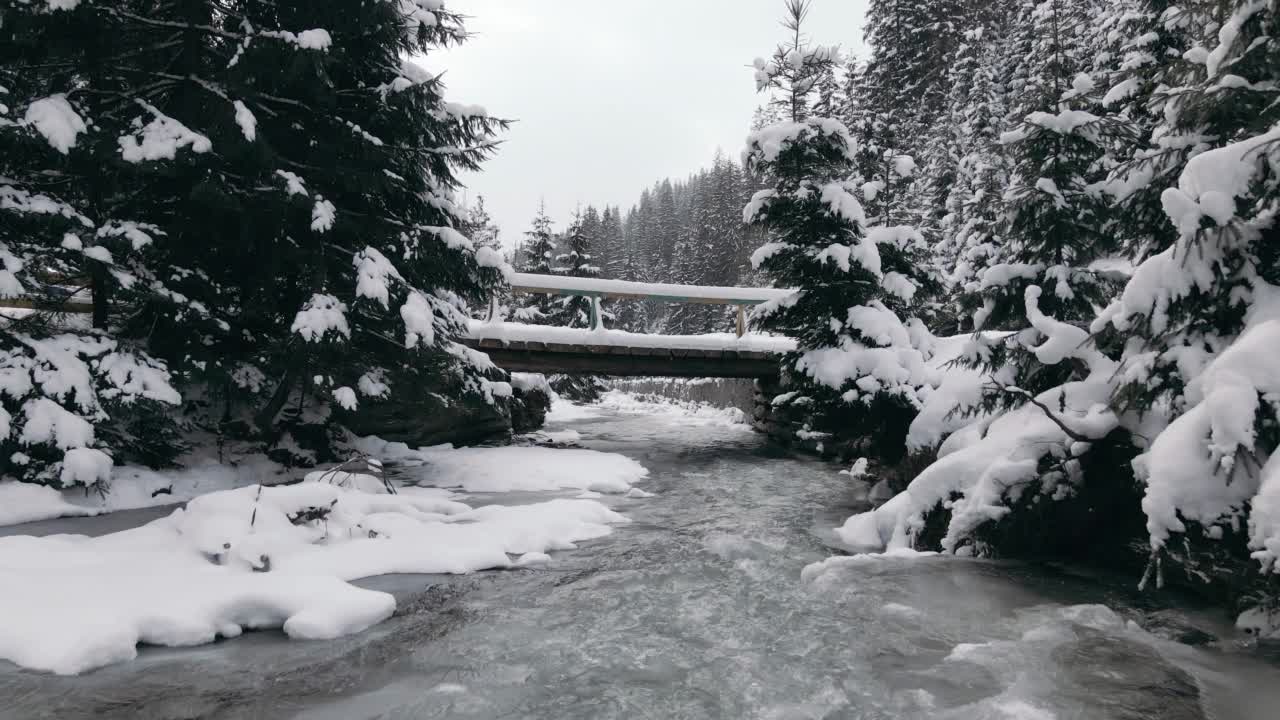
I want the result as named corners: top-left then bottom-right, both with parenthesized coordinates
top-left (91, 264), bottom-right (110, 330)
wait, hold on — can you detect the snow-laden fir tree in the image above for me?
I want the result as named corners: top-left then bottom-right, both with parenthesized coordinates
top-left (934, 13), bottom-right (1016, 331)
top-left (1093, 0), bottom-right (1222, 263)
top-left (142, 0), bottom-right (509, 443)
top-left (854, 0), bottom-right (969, 230)
top-left (3, 0), bottom-right (511, 484)
top-left (1, 1), bottom-right (189, 486)
top-left (746, 0), bottom-right (937, 460)
top-left (464, 195), bottom-right (502, 252)
top-left (553, 210), bottom-right (604, 329)
top-left (961, 0), bottom-right (1121, 403)
top-left (513, 203), bottom-right (557, 324)
top-left (1094, 0), bottom-right (1280, 592)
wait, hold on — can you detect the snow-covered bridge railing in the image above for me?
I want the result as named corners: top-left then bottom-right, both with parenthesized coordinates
top-left (468, 274), bottom-right (796, 378)
top-left (497, 273), bottom-right (794, 337)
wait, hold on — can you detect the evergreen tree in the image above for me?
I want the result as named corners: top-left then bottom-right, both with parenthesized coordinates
top-left (1, 3), bottom-right (185, 485)
top-left (597, 206), bottom-right (626, 280)
top-left (935, 8), bottom-right (1016, 331)
top-left (554, 210), bottom-right (603, 329)
top-left (515, 203), bottom-right (557, 323)
top-left (962, 0), bottom-right (1122, 404)
top-left (858, 0), bottom-right (968, 167)
top-left (746, 0), bottom-right (935, 460)
top-left (1098, 1), bottom-right (1280, 569)
top-left (464, 195), bottom-right (502, 252)
top-left (2, 0), bottom-right (511, 483)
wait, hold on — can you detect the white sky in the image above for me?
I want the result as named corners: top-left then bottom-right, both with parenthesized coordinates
top-left (431, 0), bottom-right (868, 249)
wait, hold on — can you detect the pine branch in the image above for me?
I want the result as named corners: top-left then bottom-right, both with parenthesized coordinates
top-left (996, 383), bottom-right (1092, 442)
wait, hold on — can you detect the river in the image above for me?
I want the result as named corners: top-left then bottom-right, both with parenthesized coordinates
top-left (2, 400), bottom-right (1278, 719)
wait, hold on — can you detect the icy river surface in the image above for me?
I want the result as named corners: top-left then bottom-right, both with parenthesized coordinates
top-left (3, 401), bottom-right (1279, 719)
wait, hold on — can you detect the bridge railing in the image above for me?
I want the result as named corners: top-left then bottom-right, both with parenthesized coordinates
top-left (2, 273), bottom-right (795, 339)
top-left (498, 273), bottom-right (792, 337)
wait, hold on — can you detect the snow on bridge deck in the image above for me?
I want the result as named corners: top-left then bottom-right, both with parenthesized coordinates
top-left (464, 321), bottom-right (795, 378)
top-left (508, 273), bottom-right (794, 305)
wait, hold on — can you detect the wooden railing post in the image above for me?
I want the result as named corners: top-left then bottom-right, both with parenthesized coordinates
top-left (736, 305), bottom-right (746, 338)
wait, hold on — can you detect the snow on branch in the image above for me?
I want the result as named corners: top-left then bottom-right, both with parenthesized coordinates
top-left (118, 101), bottom-right (212, 163)
top-left (291, 293), bottom-right (350, 343)
top-left (22, 95), bottom-right (86, 154)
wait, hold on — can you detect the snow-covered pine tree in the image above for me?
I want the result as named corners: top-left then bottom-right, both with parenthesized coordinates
top-left (1094, 0), bottom-right (1215, 263)
top-left (6, 0), bottom-right (512, 479)
top-left (514, 203), bottom-right (557, 323)
top-left (665, 174), bottom-right (708, 334)
top-left (1095, 0), bottom-right (1280, 591)
top-left (464, 195), bottom-right (502, 252)
top-left (553, 210), bottom-right (603, 329)
top-left (861, 0), bottom-right (968, 145)
top-left (707, 151), bottom-right (754, 290)
top-left (934, 4), bottom-right (1016, 331)
top-left (855, 0), bottom-right (968, 229)
top-left (962, 0), bottom-right (1122, 404)
top-left (148, 0), bottom-right (509, 443)
top-left (746, 0), bottom-right (935, 460)
top-left (1, 1), bottom-right (190, 486)
top-left (598, 206), bottom-right (626, 280)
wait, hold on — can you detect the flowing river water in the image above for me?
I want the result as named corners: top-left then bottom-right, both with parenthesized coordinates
top-left (2, 401), bottom-right (1279, 719)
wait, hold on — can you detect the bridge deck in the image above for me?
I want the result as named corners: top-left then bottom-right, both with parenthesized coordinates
top-left (464, 337), bottom-right (781, 378)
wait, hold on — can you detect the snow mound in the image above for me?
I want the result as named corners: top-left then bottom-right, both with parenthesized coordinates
top-left (0, 480), bottom-right (98, 526)
top-left (415, 445), bottom-right (649, 494)
top-left (352, 436), bottom-right (650, 494)
top-left (0, 482), bottom-right (629, 674)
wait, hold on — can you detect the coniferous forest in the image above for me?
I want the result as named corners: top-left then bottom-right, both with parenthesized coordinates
top-left (3, 0), bottom-right (1280, 695)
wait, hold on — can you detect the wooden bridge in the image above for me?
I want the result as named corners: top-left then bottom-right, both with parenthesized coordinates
top-left (463, 273), bottom-right (795, 378)
top-left (1, 273), bottom-right (796, 379)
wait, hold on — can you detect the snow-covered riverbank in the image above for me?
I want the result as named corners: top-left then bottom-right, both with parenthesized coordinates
top-left (0, 412), bottom-right (650, 675)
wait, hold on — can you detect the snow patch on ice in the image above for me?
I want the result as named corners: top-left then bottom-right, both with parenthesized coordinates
top-left (0, 481), bottom-right (630, 674)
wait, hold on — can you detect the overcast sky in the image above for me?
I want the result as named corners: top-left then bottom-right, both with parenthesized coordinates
top-left (431, 0), bottom-right (868, 250)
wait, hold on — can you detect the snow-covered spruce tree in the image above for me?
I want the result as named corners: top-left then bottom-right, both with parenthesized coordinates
top-left (553, 210), bottom-right (604, 329)
top-left (463, 195), bottom-right (502, 252)
top-left (1, 1), bottom-right (189, 487)
top-left (6, 0), bottom-right (512, 473)
top-left (548, 209), bottom-right (608, 400)
top-left (856, 0), bottom-right (968, 232)
top-left (746, 0), bottom-right (935, 461)
top-left (1095, 1), bottom-right (1280, 611)
top-left (1092, 0), bottom-right (1206, 263)
top-left (929, 5), bottom-right (1016, 331)
top-left (514, 203), bottom-right (557, 323)
top-left (858, 0), bottom-right (967, 157)
top-left (597, 206), bottom-right (626, 280)
top-left (137, 0), bottom-right (509, 451)
top-left (962, 0), bottom-right (1122, 404)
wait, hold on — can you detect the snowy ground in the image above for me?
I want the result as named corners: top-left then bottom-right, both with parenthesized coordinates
top-left (0, 429), bottom-right (650, 675)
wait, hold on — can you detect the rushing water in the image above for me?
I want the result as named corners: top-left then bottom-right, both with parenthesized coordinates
top-left (3, 402), bottom-right (1279, 719)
